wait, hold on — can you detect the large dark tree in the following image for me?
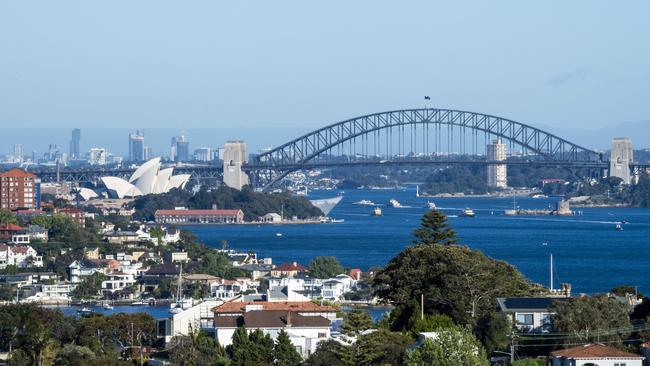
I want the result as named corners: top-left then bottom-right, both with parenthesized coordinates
top-left (374, 211), bottom-right (532, 329)
top-left (340, 309), bottom-right (374, 336)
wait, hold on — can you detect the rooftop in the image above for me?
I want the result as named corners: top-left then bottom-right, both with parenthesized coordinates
top-left (212, 301), bottom-right (337, 314)
top-left (497, 297), bottom-right (567, 312)
top-left (274, 262), bottom-right (306, 272)
top-left (550, 343), bottom-right (643, 359)
top-left (214, 310), bottom-right (330, 328)
top-left (155, 209), bottom-right (242, 216)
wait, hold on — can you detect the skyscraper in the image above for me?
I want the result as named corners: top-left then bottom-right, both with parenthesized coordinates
top-left (172, 134), bottom-right (190, 162)
top-left (487, 139), bottom-right (507, 188)
top-left (129, 131), bottom-right (145, 162)
top-left (13, 144), bottom-right (23, 163)
top-left (69, 128), bottom-right (81, 158)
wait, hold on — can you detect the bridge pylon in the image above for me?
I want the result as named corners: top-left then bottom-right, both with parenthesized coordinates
top-left (223, 141), bottom-right (249, 190)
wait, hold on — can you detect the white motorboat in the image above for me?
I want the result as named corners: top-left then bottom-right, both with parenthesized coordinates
top-left (102, 303), bottom-right (114, 310)
top-left (372, 207), bottom-right (382, 216)
top-left (461, 208), bottom-right (476, 217)
top-left (426, 201), bottom-right (436, 209)
top-left (388, 199), bottom-right (402, 208)
top-left (352, 200), bottom-right (375, 206)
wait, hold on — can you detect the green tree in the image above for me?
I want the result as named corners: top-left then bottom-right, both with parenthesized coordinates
top-left (340, 309), bottom-right (374, 336)
top-left (410, 313), bottom-right (456, 337)
top-left (308, 256), bottom-right (345, 279)
top-left (354, 329), bottom-right (412, 366)
top-left (71, 272), bottom-right (106, 299)
top-left (54, 344), bottom-right (96, 366)
top-left (169, 330), bottom-right (229, 366)
top-left (149, 226), bottom-right (164, 246)
top-left (0, 209), bottom-right (17, 224)
top-left (374, 239), bottom-right (531, 329)
top-left (611, 284), bottom-right (643, 298)
top-left (412, 209), bottom-right (457, 246)
top-left (550, 294), bottom-right (631, 343)
top-left (512, 360), bottom-right (546, 366)
top-left (475, 313), bottom-right (512, 355)
top-left (304, 340), bottom-right (349, 366)
top-left (403, 327), bottom-right (489, 366)
top-left (273, 330), bottom-right (301, 366)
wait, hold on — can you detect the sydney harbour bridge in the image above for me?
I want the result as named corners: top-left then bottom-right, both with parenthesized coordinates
top-left (33, 108), bottom-right (643, 190)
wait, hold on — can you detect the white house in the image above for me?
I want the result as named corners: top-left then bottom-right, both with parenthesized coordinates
top-left (214, 309), bottom-right (331, 357)
top-left (67, 260), bottom-right (103, 283)
top-left (0, 244), bottom-right (43, 269)
top-left (497, 297), bottom-right (567, 333)
top-left (320, 275), bottom-right (356, 301)
top-left (102, 270), bottom-right (136, 294)
top-left (550, 343), bottom-right (644, 366)
top-left (210, 278), bottom-right (244, 300)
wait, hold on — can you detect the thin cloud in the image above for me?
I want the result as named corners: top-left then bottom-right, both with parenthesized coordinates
top-left (548, 69), bottom-right (587, 87)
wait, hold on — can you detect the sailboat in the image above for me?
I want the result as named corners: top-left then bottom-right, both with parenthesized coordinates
top-left (416, 185), bottom-right (420, 197)
top-left (169, 263), bottom-right (192, 314)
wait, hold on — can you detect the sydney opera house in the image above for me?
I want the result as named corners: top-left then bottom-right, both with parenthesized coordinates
top-left (99, 158), bottom-right (191, 198)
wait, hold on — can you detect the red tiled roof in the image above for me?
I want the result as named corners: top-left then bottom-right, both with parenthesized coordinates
top-left (550, 343), bottom-right (642, 359)
top-left (0, 168), bottom-right (36, 178)
top-left (274, 262), bottom-right (306, 271)
top-left (214, 310), bottom-right (330, 328)
top-left (11, 246), bottom-right (32, 254)
top-left (212, 301), bottom-right (337, 314)
top-left (0, 224), bottom-right (26, 231)
top-left (155, 209), bottom-right (241, 216)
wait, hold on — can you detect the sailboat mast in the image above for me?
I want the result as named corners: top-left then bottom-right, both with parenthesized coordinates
top-left (176, 263), bottom-right (183, 302)
top-left (550, 253), bottom-right (554, 292)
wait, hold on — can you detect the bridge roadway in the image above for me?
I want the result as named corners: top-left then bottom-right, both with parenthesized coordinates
top-left (31, 158), bottom-right (624, 184)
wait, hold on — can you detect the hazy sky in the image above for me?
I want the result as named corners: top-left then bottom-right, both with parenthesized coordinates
top-left (1, 1), bottom-right (649, 133)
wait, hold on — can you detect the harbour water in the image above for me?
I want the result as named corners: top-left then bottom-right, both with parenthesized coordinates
top-left (186, 187), bottom-right (650, 295)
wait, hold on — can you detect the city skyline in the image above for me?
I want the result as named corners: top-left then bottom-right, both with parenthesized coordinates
top-left (1, 1), bottom-right (649, 133)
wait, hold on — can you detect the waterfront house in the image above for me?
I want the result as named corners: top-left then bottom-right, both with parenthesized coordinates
top-left (102, 270), bottom-right (136, 295)
top-left (261, 212), bottom-right (282, 223)
top-left (271, 262), bottom-right (307, 277)
top-left (497, 297), bottom-right (567, 333)
top-left (550, 343), bottom-right (644, 366)
top-left (67, 259), bottom-right (103, 283)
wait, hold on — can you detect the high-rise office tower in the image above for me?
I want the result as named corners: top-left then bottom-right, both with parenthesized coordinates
top-left (487, 139), bottom-right (507, 188)
top-left (13, 144), bottom-right (23, 163)
top-left (129, 130), bottom-right (145, 162)
top-left (69, 128), bottom-right (81, 158)
top-left (171, 134), bottom-right (190, 162)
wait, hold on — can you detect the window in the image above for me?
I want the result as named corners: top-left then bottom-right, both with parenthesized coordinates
top-left (614, 363), bottom-right (626, 366)
top-left (515, 313), bottom-right (534, 326)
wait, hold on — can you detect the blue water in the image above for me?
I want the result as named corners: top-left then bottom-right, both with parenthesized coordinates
top-left (184, 187), bottom-right (650, 295)
top-left (50, 304), bottom-right (171, 318)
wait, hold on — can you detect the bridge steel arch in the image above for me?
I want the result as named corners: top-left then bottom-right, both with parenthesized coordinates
top-left (253, 108), bottom-right (602, 167)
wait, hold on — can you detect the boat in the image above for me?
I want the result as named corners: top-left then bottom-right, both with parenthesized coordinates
top-left (169, 263), bottom-right (193, 314)
top-left (388, 199), bottom-right (402, 208)
top-left (329, 218), bottom-right (345, 223)
top-left (426, 201), bottom-right (436, 209)
top-left (130, 301), bottom-right (147, 306)
top-left (320, 217), bottom-right (345, 223)
top-left (276, 233), bottom-right (283, 237)
top-left (616, 224), bottom-right (623, 231)
top-left (77, 307), bottom-right (92, 314)
top-left (102, 303), bottom-right (114, 310)
top-left (461, 208), bottom-right (476, 217)
top-left (416, 185), bottom-right (420, 197)
top-left (352, 200), bottom-right (375, 206)
top-left (310, 196), bottom-right (343, 216)
top-left (372, 207), bottom-right (382, 216)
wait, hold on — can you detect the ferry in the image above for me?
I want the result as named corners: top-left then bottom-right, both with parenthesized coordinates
top-left (352, 200), bottom-right (375, 206)
top-left (372, 207), bottom-right (382, 216)
top-left (388, 199), bottom-right (402, 208)
top-left (461, 208), bottom-right (476, 217)
top-left (426, 201), bottom-right (436, 209)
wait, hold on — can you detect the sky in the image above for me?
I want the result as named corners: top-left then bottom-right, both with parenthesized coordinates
top-left (1, 1), bottom-right (649, 153)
